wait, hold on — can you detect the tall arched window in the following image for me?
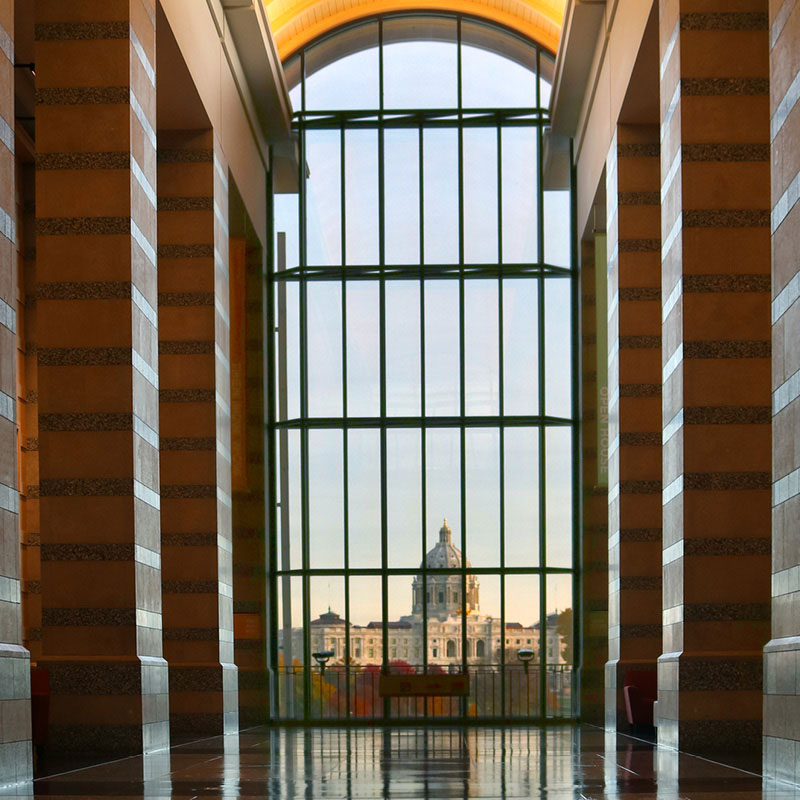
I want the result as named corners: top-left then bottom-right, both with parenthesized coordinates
top-left (272, 13), bottom-right (576, 723)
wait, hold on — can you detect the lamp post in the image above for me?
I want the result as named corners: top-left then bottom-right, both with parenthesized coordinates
top-left (517, 648), bottom-right (535, 717)
top-left (517, 648), bottom-right (534, 674)
top-left (312, 650), bottom-right (334, 675)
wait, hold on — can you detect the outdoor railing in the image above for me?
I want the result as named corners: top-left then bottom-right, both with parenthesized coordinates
top-left (274, 663), bottom-right (573, 721)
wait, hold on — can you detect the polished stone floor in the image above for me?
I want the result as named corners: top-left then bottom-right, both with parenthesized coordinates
top-left (7, 725), bottom-right (800, 799)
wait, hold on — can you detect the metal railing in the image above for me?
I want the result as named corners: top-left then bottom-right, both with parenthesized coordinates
top-left (274, 663), bottom-right (572, 721)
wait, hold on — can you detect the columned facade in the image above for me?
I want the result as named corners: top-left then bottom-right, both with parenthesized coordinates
top-left (604, 125), bottom-right (662, 730)
top-left (656, 1), bottom-right (772, 754)
top-left (765, 0), bottom-right (800, 783)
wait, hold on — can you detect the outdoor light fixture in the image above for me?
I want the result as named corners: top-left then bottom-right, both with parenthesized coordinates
top-left (517, 648), bottom-right (534, 675)
top-left (312, 650), bottom-right (335, 675)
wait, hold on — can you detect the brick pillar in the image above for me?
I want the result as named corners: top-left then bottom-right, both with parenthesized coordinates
top-left (657, 2), bottom-right (771, 755)
top-left (605, 126), bottom-right (663, 730)
top-left (0, 1), bottom-right (34, 784)
top-left (765, 0), bottom-right (800, 784)
top-left (579, 237), bottom-right (608, 725)
top-left (35, 0), bottom-right (169, 754)
top-left (232, 240), bottom-right (267, 725)
top-left (157, 131), bottom-right (238, 739)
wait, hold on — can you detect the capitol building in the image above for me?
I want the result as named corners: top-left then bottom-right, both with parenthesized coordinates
top-left (283, 521), bottom-right (566, 667)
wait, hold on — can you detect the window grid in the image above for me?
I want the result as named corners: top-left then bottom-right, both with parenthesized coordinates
top-left (269, 13), bottom-right (578, 723)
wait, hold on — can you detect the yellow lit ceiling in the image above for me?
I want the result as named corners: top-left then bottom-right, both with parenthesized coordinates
top-left (264, 0), bottom-right (566, 60)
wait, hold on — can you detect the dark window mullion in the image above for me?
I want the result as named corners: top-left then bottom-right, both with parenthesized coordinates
top-left (298, 126), bottom-right (312, 718)
top-left (340, 121), bottom-right (351, 718)
top-left (378, 19), bottom-right (390, 719)
top-left (536, 115), bottom-right (548, 717)
top-left (419, 122), bottom-right (428, 688)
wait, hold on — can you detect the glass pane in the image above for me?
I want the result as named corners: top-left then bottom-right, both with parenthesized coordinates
top-left (465, 428), bottom-right (499, 567)
top-left (277, 575), bottom-right (304, 719)
top-left (423, 129), bottom-right (459, 264)
top-left (307, 281), bottom-right (342, 417)
top-left (461, 21), bottom-right (537, 108)
top-left (465, 280), bottom-right (499, 415)
top-left (346, 282), bottom-right (380, 417)
top-left (504, 427), bottom-right (539, 567)
top-left (503, 279), bottom-right (539, 415)
top-left (385, 129), bottom-right (420, 265)
top-left (426, 428), bottom-right (461, 549)
top-left (386, 281), bottom-right (421, 416)
top-left (467, 572), bottom-right (499, 666)
top-left (387, 429), bottom-right (422, 568)
top-left (468, 573), bottom-right (500, 718)
top-left (464, 127), bottom-right (498, 263)
top-left (545, 574), bottom-right (573, 717)
top-left (274, 192), bottom-right (299, 270)
top-left (349, 574), bottom-right (383, 636)
top-left (349, 575), bottom-right (383, 718)
top-left (383, 17), bottom-right (458, 108)
top-left (305, 23), bottom-right (379, 110)
top-left (545, 426), bottom-right (572, 569)
top-left (279, 429), bottom-right (303, 572)
top-left (277, 281), bottom-right (301, 420)
top-left (503, 573), bottom-right (540, 717)
top-left (544, 189), bottom-right (571, 267)
top-left (348, 429), bottom-right (381, 569)
top-left (424, 281), bottom-right (460, 416)
top-left (309, 576), bottom-right (346, 719)
top-left (544, 278), bottom-right (572, 416)
top-left (345, 130), bottom-right (379, 265)
top-left (502, 127), bottom-right (538, 263)
top-left (309, 429), bottom-right (344, 569)
top-left (305, 130), bottom-right (341, 266)
top-left (387, 574), bottom-right (417, 665)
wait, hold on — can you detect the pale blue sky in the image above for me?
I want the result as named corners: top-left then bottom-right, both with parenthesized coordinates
top-left (276, 31), bottom-right (572, 632)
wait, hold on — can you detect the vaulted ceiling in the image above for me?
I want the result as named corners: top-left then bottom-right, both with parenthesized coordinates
top-left (263, 0), bottom-right (566, 59)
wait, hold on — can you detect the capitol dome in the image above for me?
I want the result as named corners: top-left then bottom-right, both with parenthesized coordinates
top-left (409, 519), bottom-right (480, 620)
top-left (421, 519), bottom-right (471, 570)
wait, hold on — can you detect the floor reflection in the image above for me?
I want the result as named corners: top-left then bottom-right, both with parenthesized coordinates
top-left (8, 725), bottom-right (800, 799)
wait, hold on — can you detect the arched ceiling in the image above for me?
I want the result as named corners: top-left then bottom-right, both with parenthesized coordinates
top-left (264, 0), bottom-right (566, 60)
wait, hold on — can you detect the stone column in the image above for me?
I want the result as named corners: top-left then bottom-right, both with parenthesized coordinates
top-left (232, 241), bottom-right (267, 725)
top-left (657, 2), bottom-right (771, 755)
top-left (157, 130), bottom-right (238, 739)
top-left (35, 0), bottom-right (169, 754)
top-left (764, 0), bottom-right (800, 784)
top-left (0, 1), bottom-right (34, 784)
top-left (605, 126), bottom-right (663, 730)
top-left (579, 238), bottom-right (608, 725)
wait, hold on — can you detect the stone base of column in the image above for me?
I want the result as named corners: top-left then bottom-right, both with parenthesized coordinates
top-left (168, 662), bottom-right (239, 740)
top-left (657, 650), bottom-right (762, 756)
top-left (41, 656), bottom-right (169, 756)
top-left (577, 660), bottom-right (605, 725)
top-left (605, 658), bottom-right (657, 732)
top-left (0, 644), bottom-right (33, 788)
top-left (763, 636), bottom-right (800, 785)
top-left (238, 667), bottom-right (268, 727)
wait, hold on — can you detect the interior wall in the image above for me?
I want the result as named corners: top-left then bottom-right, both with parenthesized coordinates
top-left (158, 0), bottom-right (269, 246)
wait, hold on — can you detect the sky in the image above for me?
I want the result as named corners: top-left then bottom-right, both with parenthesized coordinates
top-left (275, 32), bottom-right (573, 634)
